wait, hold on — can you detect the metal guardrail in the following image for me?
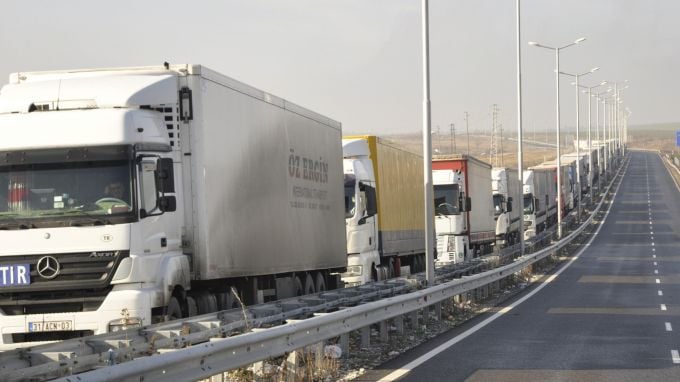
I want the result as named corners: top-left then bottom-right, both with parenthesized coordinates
top-left (37, 158), bottom-right (628, 382)
top-left (0, 158), bottom-right (628, 382)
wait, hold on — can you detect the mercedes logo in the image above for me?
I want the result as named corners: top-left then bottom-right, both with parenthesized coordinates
top-left (36, 256), bottom-right (60, 279)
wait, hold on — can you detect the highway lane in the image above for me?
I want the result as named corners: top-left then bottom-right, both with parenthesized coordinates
top-left (370, 151), bottom-right (680, 381)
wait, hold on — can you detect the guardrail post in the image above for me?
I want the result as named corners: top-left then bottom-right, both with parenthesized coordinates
top-left (409, 310), bottom-right (419, 331)
top-left (285, 350), bottom-right (299, 382)
top-left (394, 315), bottom-right (404, 334)
top-left (434, 302), bottom-right (442, 321)
top-left (379, 320), bottom-right (389, 342)
top-left (251, 361), bottom-right (264, 381)
top-left (210, 373), bottom-right (225, 382)
top-left (312, 341), bottom-right (324, 370)
top-left (340, 333), bottom-right (349, 358)
top-left (360, 326), bottom-right (371, 348)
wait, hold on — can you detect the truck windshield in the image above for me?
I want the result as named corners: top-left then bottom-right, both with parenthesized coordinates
top-left (493, 194), bottom-right (504, 216)
top-left (434, 184), bottom-right (460, 215)
top-left (344, 174), bottom-right (356, 219)
top-left (0, 151), bottom-right (135, 228)
top-left (523, 194), bottom-right (534, 215)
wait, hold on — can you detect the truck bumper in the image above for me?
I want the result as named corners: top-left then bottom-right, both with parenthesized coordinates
top-left (0, 286), bottom-right (158, 348)
top-left (341, 252), bottom-right (378, 287)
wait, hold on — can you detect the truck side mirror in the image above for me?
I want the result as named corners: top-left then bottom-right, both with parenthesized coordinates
top-left (465, 197), bottom-right (472, 212)
top-left (159, 195), bottom-right (177, 212)
top-left (507, 197), bottom-right (513, 213)
top-left (157, 158), bottom-right (175, 194)
top-left (365, 185), bottom-right (377, 217)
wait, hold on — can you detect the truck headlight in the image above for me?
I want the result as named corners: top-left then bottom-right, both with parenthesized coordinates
top-left (344, 265), bottom-right (363, 277)
top-left (108, 317), bottom-right (143, 332)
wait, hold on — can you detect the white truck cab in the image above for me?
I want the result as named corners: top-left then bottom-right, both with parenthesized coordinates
top-left (433, 169), bottom-right (468, 264)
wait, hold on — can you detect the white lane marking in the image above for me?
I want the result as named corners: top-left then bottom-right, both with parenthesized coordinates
top-left (655, 270), bottom-right (659, 274)
top-left (659, 290), bottom-right (664, 296)
top-left (652, 243), bottom-right (655, 246)
top-left (656, 278), bottom-right (661, 284)
top-left (661, 304), bottom-right (667, 311)
top-left (667, 322), bottom-right (673, 331)
top-left (653, 248), bottom-right (656, 252)
top-left (651, 236), bottom-right (654, 241)
top-left (654, 262), bottom-right (658, 266)
top-left (672, 350), bottom-right (680, 364)
top-left (377, 163), bottom-right (627, 382)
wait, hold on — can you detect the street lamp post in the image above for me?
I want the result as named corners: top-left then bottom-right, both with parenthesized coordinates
top-left (592, 90), bottom-right (608, 193)
top-left (574, 80), bottom-right (607, 198)
top-left (560, 67), bottom-right (598, 221)
top-left (529, 37), bottom-right (586, 238)
top-left (516, 0), bottom-right (525, 256)
top-left (614, 83), bottom-right (629, 156)
top-left (421, 0), bottom-right (434, 286)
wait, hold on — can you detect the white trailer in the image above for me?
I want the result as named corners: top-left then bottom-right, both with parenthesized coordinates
top-left (433, 155), bottom-right (495, 264)
top-left (492, 167), bottom-right (522, 247)
top-left (522, 168), bottom-right (556, 239)
top-left (0, 64), bottom-right (346, 346)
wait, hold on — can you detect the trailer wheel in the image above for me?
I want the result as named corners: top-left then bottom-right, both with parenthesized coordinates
top-left (186, 296), bottom-right (198, 317)
top-left (294, 276), bottom-right (304, 296)
top-left (195, 292), bottom-right (218, 315)
top-left (315, 273), bottom-right (326, 293)
top-left (166, 296), bottom-right (183, 321)
top-left (304, 273), bottom-right (315, 295)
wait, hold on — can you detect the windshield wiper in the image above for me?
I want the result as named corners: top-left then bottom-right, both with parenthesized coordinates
top-left (69, 217), bottom-right (111, 226)
top-left (38, 210), bottom-right (112, 226)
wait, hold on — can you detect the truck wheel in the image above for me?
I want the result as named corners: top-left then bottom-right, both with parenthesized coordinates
top-left (166, 296), bottom-right (183, 321)
top-left (195, 292), bottom-right (218, 315)
top-left (315, 273), bottom-right (326, 292)
top-left (186, 296), bottom-right (198, 317)
top-left (294, 276), bottom-right (304, 296)
top-left (304, 273), bottom-right (315, 295)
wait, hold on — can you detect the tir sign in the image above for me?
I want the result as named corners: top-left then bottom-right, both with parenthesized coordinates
top-left (676, 131), bottom-right (680, 147)
top-left (0, 264), bottom-right (30, 286)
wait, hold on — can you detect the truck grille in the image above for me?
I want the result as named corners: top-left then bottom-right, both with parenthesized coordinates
top-left (0, 251), bottom-right (128, 315)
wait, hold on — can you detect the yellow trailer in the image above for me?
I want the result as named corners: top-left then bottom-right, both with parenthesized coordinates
top-left (342, 135), bottom-right (425, 284)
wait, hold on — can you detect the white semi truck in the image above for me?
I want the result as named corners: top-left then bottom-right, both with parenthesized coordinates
top-left (0, 65), bottom-right (347, 346)
top-left (522, 168), bottom-right (556, 239)
top-left (433, 155), bottom-right (495, 264)
top-left (491, 167), bottom-right (521, 247)
top-left (342, 136), bottom-right (425, 286)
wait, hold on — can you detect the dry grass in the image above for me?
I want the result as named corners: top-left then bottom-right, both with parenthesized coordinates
top-left (628, 124), bottom-right (679, 153)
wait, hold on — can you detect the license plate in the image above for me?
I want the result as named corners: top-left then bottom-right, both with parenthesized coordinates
top-left (28, 320), bottom-right (73, 332)
top-left (0, 264), bottom-right (31, 286)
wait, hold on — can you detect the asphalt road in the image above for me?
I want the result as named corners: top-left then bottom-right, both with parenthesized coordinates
top-left (370, 151), bottom-right (680, 381)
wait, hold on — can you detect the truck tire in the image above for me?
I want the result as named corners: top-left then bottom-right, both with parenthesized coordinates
top-left (166, 296), bottom-right (183, 321)
top-left (315, 272), bottom-right (326, 293)
top-left (186, 296), bottom-right (198, 317)
top-left (195, 292), bottom-right (218, 315)
top-left (304, 273), bottom-right (315, 295)
top-left (294, 276), bottom-right (304, 296)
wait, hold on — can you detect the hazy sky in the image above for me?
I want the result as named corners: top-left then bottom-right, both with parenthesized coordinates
top-left (1, 0), bottom-right (678, 136)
